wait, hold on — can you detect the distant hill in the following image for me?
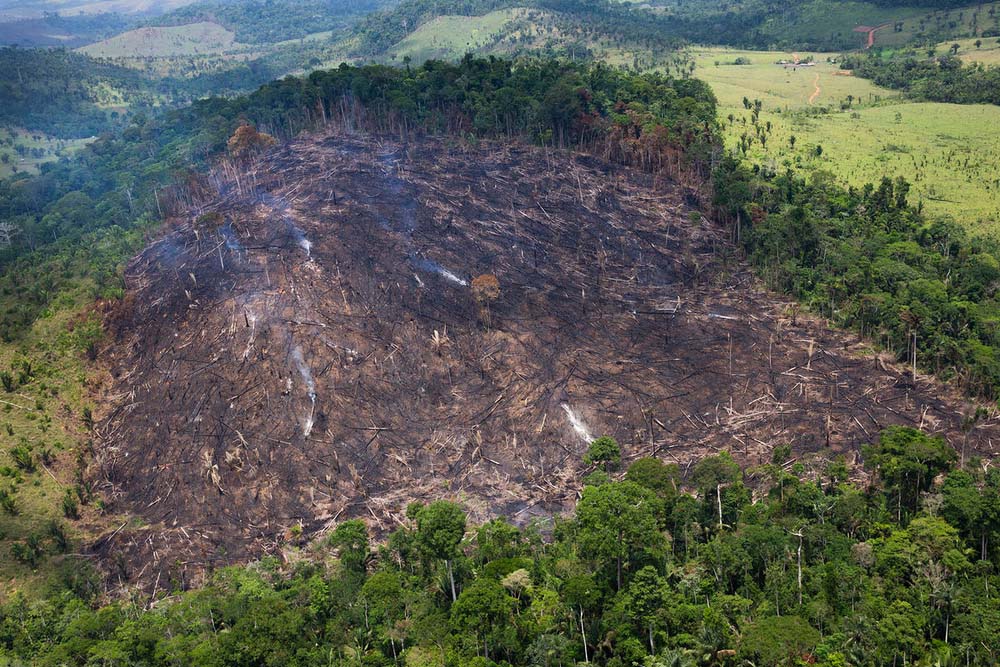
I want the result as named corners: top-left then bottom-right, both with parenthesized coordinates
top-left (152, 0), bottom-right (398, 43)
top-left (0, 47), bottom-right (155, 137)
top-left (77, 20), bottom-right (242, 58)
top-left (357, 0), bottom-right (1000, 56)
top-left (0, 12), bottom-right (131, 47)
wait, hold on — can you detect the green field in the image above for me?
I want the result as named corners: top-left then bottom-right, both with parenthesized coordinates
top-left (0, 129), bottom-right (93, 179)
top-left (945, 35), bottom-right (1000, 65)
top-left (388, 8), bottom-right (533, 62)
top-left (692, 47), bottom-right (1000, 231)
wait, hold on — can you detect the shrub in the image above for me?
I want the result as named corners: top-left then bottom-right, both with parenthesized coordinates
top-left (46, 520), bottom-right (70, 553)
top-left (62, 489), bottom-right (79, 520)
top-left (585, 436), bottom-right (622, 473)
top-left (11, 534), bottom-right (44, 566)
top-left (10, 445), bottom-right (34, 472)
top-left (0, 488), bottom-right (16, 515)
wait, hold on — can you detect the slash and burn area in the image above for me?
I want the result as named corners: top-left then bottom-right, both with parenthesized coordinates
top-left (92, 132), bottom-right (999, 584)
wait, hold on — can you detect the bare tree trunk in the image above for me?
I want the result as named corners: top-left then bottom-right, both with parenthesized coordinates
top-left (717, 483), bottom-right (724, 529)
top-left (447, 559), bottom-right (457, 602)
top-left (579, 607), bottom-right (589, 664)
top-left (795, 531), bottom-right (803, 606)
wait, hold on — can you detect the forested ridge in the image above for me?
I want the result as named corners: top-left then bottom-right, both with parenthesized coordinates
top-left (0, 47), bottom-right (153, 138)
top-left (0, 47), bottom-right (299, 140)
top-left (4, 429), bottom-right (1000, 665)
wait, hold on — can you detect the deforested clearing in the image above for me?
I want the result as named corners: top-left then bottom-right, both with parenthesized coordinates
top-left (93, 131), bottom-right (998, 579)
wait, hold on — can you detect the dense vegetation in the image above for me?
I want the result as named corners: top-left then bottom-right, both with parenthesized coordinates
top-left (3, 428), bottom-right (1000, 665)
top-left (0, 48), bottom-right (155, 138)
top-left (0, 12), bottom-right (131, 48)
top-left (842, 52), bottom-right (1000, 106)
top-left (714, 154), bottom-right (1000, 398)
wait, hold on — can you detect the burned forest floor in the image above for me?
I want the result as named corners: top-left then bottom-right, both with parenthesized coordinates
top-left (93, 131), bottom-right (1000, 585)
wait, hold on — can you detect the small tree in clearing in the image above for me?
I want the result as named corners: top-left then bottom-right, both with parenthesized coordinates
top-left (585, 436), bottom-right (621, 473)
top-left (227, 123), bottom-right (276, 160)
top-left (471, 274), bottom-right (501, 329)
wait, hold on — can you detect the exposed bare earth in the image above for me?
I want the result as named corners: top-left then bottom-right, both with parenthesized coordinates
top-left (93, 132), bottom-right (999, 585)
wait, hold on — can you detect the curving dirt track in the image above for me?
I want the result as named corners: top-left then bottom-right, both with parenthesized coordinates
top-left (808, 72), bottom-right (821, 104)
top-left (92, 131), bottom-right (1000, 586)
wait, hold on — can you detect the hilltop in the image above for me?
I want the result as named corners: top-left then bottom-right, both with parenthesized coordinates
top-left (91, 130), bottom-right (999, 578)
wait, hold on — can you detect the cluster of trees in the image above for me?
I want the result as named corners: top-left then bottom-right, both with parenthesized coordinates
top-left (842, 52), bottom-right (1000, 107)
top-left (3, 427), bottom-right (1000, 665)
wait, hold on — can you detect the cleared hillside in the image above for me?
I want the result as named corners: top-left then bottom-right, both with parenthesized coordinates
top-left (77, 21), bottom-right (241, 58)
top-left (92, 131), bottom-right (999, 579)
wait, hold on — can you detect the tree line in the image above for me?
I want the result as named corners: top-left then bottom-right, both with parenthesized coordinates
top-left (0, 56), bottom-right (718, 341)
top-left (842, 51), bottom-right (1000, 106)
top-left (3, 427), bottom-right (1000, 665)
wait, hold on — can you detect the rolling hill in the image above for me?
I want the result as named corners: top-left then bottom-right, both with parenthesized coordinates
top-left (93, 130), bottom-right (1000, 575)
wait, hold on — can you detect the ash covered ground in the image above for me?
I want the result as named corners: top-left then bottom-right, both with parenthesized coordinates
top-left (94, 132), bottom-right (999, 580)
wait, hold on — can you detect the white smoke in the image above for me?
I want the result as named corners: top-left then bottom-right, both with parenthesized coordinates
top-left (561, 403), bottom-right (594, 443)
top-left (414, 257), bottom-right (467, 286)
top-left (291, 345), bottom-right (317, 436)
top-left (298, 235), bottom-right (312, 259)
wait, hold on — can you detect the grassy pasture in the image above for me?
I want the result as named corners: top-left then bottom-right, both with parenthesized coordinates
top-left (692, 46), bottom-right (1000, 231)
top-left (871, 1), bottom-right (1000, 48)
top-left (942, 35), bottom-right (1000, 65)
top-left (757, 2), bottom-right (927, 49)
top-left (0, 129), bottom-right (93, 179)
top-left (388, 9), bottom-right (532, 62)
top-left (77, 21), bottom-right (242, 59)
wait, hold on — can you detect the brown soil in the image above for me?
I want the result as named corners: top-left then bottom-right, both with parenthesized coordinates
top-left (92, 131), bottom-right (999, 586)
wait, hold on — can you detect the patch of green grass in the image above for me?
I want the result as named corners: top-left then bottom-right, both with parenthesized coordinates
top-left (388, 8), bottom-right (532, 62)
top-left (0, 128), bottom-right (93, 178)
top-left (0, 279), bottom-right (118, 599)
top-left (693, 46), bottom-right (1000, 232)
top-left (939, 35), bottom-right (1000, 65)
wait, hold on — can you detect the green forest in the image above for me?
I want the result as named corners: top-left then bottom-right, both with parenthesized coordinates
top-left (3, 429), bottom-right (1000, 665)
